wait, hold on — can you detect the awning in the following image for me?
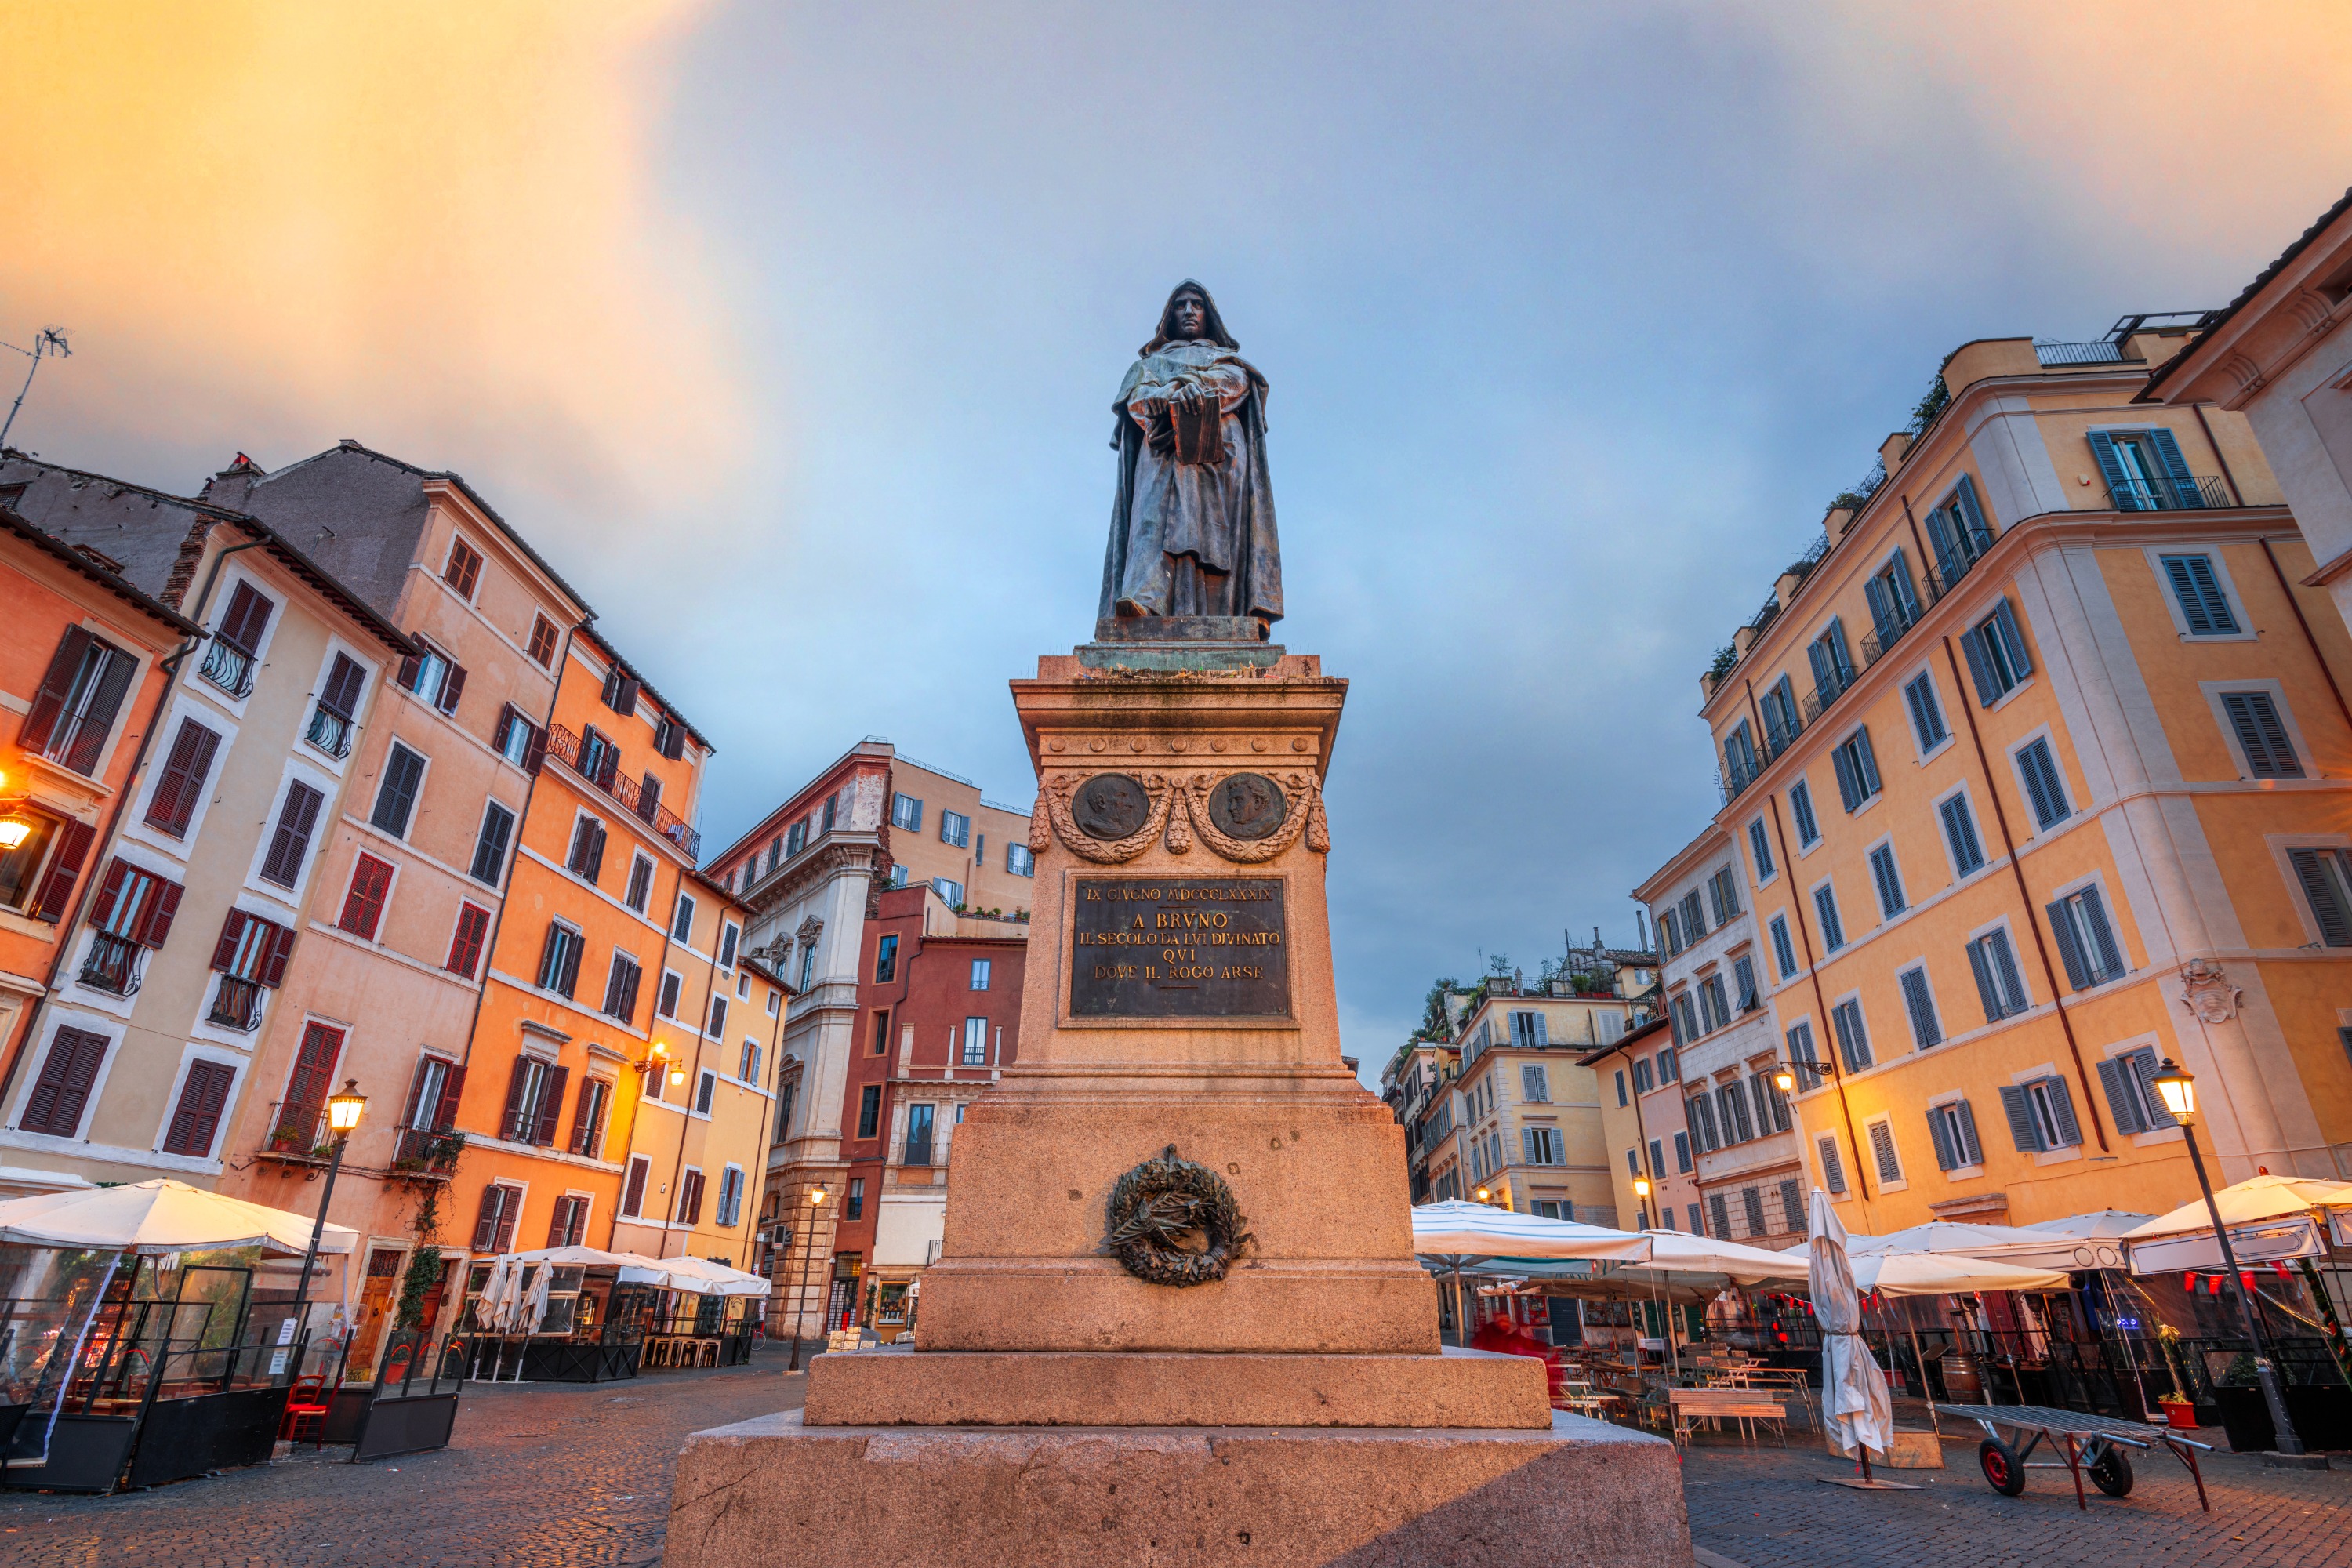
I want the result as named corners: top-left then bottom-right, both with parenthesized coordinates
top-left (0, 1177), bottom-right (358, 1257)
top-left (2122, 1174), bottom-right (2352, 1275)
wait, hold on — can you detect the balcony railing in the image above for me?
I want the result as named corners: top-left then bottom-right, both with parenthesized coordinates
top-left (78, 931), bottom-right (143, 996)
top-left (2105, 474), bottom-right (2231, 512)
top-left (1799, 665), bottom-right (1855, 726)
top-left (1923, 528), bottom-right (1998, 600)
top-left (1858, 601), bottom-right (1925, 669)
top-left (209, 975), bottom-right (265, 1031)
top-left (2034, 339), bottom-right (2142, 367)
top-left (543, 724), bottom-right (702, 860)
top-left (198, 638), bottom-right (256, 699)
top-left (903, 1138), bottom-right (935, 1168)
top-left (305, 701), bottom-right (354, 760)
top-left (391, 1125), bottom-right (466, 1177)
top-left (261, 1103), bottom-right (333, 1162)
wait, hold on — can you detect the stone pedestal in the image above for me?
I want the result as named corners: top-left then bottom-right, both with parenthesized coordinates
top-left (666, 640), bottom-right (1693, 1568)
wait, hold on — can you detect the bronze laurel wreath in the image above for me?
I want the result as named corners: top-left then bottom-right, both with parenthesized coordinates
top-left (1102, 1145), bottom-right (1252, 1287)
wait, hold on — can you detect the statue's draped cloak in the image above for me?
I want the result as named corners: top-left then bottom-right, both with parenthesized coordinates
top-left (1098, 283), bottom-right (1283, 624)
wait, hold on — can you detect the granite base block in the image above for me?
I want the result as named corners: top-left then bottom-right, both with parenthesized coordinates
top-left (666, 1410), bottom-right (1693, 1568)
top-left (803, 1345), bottom-right (1554, 1429)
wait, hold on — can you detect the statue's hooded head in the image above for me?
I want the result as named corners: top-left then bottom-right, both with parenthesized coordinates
top-left (1142, 281), bottom-right (1238, 354)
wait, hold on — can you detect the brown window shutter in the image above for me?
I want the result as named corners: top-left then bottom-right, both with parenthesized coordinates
top-left (19, 626), bottom-right (94, 755)
top-left (437, 663), bottom-right (467, 716)
top-left (432, 1064), bottom-right (467, 1131)
top-left (137, 878), bottom-right (184, 949)
top-left (523, 724), bottom-right (546, 775)
top-left (321, 653), bottom-right (367, 716)
top-left (260, 783), bottom-right (324, 885)
top-left (145, 719), bottom-right (223, 837)
top-left (162, 1060), bottom-right (235, 1156)
top-left (211, 909), bottom-right (251, 971)
top-left (60, 646), bottom-right (134, 775)
top-left (33, 819), bottom-right (97, 923)
top-left (88, 858), bottom-right (133, 931)
top-left (534, 1065), bottom-right (568, 1145)
top-left (470, 1185), bottom-right (506, 1251)
top-left (500, 1057), bottom-right (535, 1139)
top-left (260, 920), bottom-right (297, 986)
top-left (24, 1026), bottom-right (110, 1137)
top-left (397, 653), bottom-right (421, 691)
top-left (217, 581), bottom-right (274, 652)
top-left (622, 1159), bottom-right (648, 1217)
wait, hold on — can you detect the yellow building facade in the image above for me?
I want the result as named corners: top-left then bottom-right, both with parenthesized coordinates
top-left (1696, 328), bottom-right (2352, 1235)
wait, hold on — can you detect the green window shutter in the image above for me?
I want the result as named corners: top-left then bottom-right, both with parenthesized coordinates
top-left (2087, 432), bottom-right (2136, 509)
top-left (1952, 473), bottom-right (1990, 537)
top-left (2223, 691), bottom-right (2301, 778)
top-left (1955, 1100), bottom-right (1984, 1164)
top-left (1991, 601), bottom-right (2033, 679)
top-left (2098, 1058), bottom-right (2148, 1134)
top-left (2289, 850), bottom-right (2352, 946)
top-left (1927, 1108), bottom-right (1958, 1171)
top-left (1966, 938), bottom-right (2002, 1022)
top-left (2044, 1076), bottom-right (2082, 1145)
top-left (2046, 898), bottom-right (2091, 990)
top-left (1959, 627), bottom-right (1998, 705)
top-left (2147, 426), bottom-right (2196, 490)
top-left (1998, 1084), bottom-right (2045, 1152)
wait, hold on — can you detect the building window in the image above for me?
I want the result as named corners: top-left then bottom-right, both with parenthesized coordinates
top-left (906, 1103), bottom-right (937, 1166)
top-left (570, 1079), bottom-right (612, 1159)
top-left (874, 934), bottom-right (898, 983)
top-left (797, 942), bottom-right (817, 990)
top-left (1939, 793), bottom-right (1985, 876)
top-left (695, 1069), bottom-right (717, 1114)
top-left (623, 854), bottom-right (653, 913)
top-left (1926, 1100), bottom-right (1984, 1171)
top-left (1785, 1021), bottom-right (1823, 1091)
top-left (1523, 1127), bottom-right (1563, 1165)
top-left (204, 583), bottom-right (274, 696)
top-left (786, 819), bottom-right (809, 857)
top-left (1614, 1070), bottom-right (1627, 1108)
top-left (495, 706), bottom-right (539, 768)
top-left (939, 809), bottom-right (971, 848)
top-left (1748, 818), bottom-right (1774, 880)
top-left (445, 902), bottom-right (490, 979)
top-left (567, 815), bottom-right (608, 884)
top-left (1865, 551), bottom-right (1922, 649)
top-left (1752, 1072), bottom-right (1790, 1134)
top-left (844, 1176), bottom-right (866, 1222)
top-left (658, 969), bottom-right (683, 1019)
top-left (1007, 842), bottom-right (1035, 877)
top-left (500, 1054), bottom-right (567, 1145)
top-left (962, 1016), bottom-right (988, 1066)
top-left (671, 893), bottom-right (695, 943)
top-left (1789, 780), bottom-right (1820, 848)
top-left (1708, 1193), bottom-right (1732, 1240)
top-left (471, 1184), bottom-right (524, 1253)
top-left (739, 1038), bottom-right (760, 1082)
top-left (259, 782), bottom-right (326, 887)
top-left (1719, 1082), bottom-right (1755, 1143)
top-left (717, 1166), bottom-right (746, 1229)
top-left (1679, 889), bottom-right (1706, 946)
top-left (2161, 554), bottom-right (2239, 635)
top-left (1830, 998), bottom-right (1871, 1073)
top-left (546, 1194), bottom-right (590, 1249)
top-left (162, 1059), bottom-right (236, 1157)
top-left (1813, 884), bottom-right (1845, 952)
top-left (145, 718), bottom-right (223, 838)
top-left (603, 953), bottom-right (642, 1022)
top-left (1509, 1010), bottom-right (1547, 1048)
top-left (1816, 1134), bottom-right (1846, 1196)
top-left (2000, 1075), bottom-right (2082, 1152)
top-left (857, 1083), bottom-right (882, 1140)
top-left (1759, 675), bottom-right (1800, 755)
top-left (2092, 427), bottom-right (2205, 510)
top-left (337, 853), bottom-right (395, 940)
top-left (2098, 1047), bottom-right (2178, 1134)
top-left (1657, 1047), bottom-right (1677, 1083)
top-left (2220, 691), bottom-right (2303, 779)
top-left (706, 996), bottom-right (728, 1040)
top-left (1520, 1064), bottom-right (1549, 1102)
top-left (1669, 993), bottom-right (1697, 1047)
top-left (21, 1025), bottom-right (110, 1138)
top-left (1698, 975), bottom-right (1729, 1033)
top-left (470, 801), bottom-right (516, 887)
top-left (27, 627), bottom-right (137, 774)
top-left (1633, 1058), bottom-right (1655, 1094)
top-left (1768, 915), bottom-right (1797, 980)
top-left (442, 535), bottom-right (484, 598)
top-left (526, 613), bottom-right (560, 666)
top-left (674, 1167), bottom-right (705, 1226)
top-left (1961, 600), bottom-right (2034, 706)
top-left (621, 1156), bottom-right (651, 1218)
top-left (719, 922), bottom-right (739, 971)
top-left (1673, 1131), bottom-right (1692, 1172)
top-left (1898, 966), bottom-right (1941, 1048)
top-left (601, 664), bottom-right (640, 716)
top-left (1965, 929), bottom-right (2031, 1021)
top-left (2015, 738), bottom-right (2072, 830)
top-left (2047, 884), bottom-right (2127, 990)
top-left (1707, 866), bottom-right (1741, 924)
top-left (1831, 728), bottom-right (1882, 813)
top-left (971, 958), bottom-right (992, 990)
top-left (1923, 474), bottom-right (1991, 587)
top-left (891, 793), bottom-right (923, 831)
top-left (933, 877), bottom-right (964, 907)
top-left (1723, 720), bottom-right (1760, 794)
top-left (1903, 673), bottom-right (1947, 753)
top-left (1687, 1092), bottom-right (1719, 1153)
top-left (1867, 844), bottom-right (1905, 918)
top-left (1867, 1120), bottom-right (1903, 1184)
top-left (397, 643), bottom-right (467, 716)
top-left (870, 1010), bottom-right (891, 1056)
top-left (2290, 848), bottom-right (2352, 946)
top-left (537, 922), bottom-right (584, 998)
top-left (1808, 619), bottom-right (1856, 706)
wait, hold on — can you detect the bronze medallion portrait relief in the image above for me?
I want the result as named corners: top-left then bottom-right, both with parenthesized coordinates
top-left (1071, 773), bottom-right (1151, 839)
top-left (1208, 772), bottom-right (1287, 840)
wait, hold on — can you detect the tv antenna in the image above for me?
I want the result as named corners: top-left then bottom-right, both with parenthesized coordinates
top-left (1, 327), bottom-right (74, 449)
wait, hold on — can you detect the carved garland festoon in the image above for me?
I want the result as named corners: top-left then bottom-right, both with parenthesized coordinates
top-left (1029, 768), bottom-right (1330, 864)
top-left (1102, 1144), bottom-right (1253, 1287)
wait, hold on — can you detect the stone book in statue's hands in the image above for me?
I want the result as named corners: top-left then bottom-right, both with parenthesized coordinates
top-left (1171, 394), bottom-right (1221, 465)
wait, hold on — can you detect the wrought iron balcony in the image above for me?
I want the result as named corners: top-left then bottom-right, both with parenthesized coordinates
top-left (1859, 602), bottom-right (1926, 669)
top-left (391, 1124), bottom-right (466, 1177)
top-left (78, 931), bottom-right (143, 996)
top-left (543, 724), bottom-right (703, 860)
top-left (1923, 529), bottom-right (1998, 599)
top-left (209, 974), bottom-right (265, 1031)
top-left (263, 1102), bottom-right (332, 1161)
top-left (1799, 666), bottom-right (1855, 726)
top-left (2105, 474), bottom-right (2231, 512)
top-left (304, 701), bottom-right (354, 760)
top-left (2034, 339), bottom-right (2142, 367)
top-left (198, 638), bottom-right (256, 699)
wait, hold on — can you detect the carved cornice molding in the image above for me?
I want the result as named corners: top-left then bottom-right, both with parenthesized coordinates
top-left (1032, 768), bottom-right (1330, 866)
top-left (740, 837), bottom-right (880, 919)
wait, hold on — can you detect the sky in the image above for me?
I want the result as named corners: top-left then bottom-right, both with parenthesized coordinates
top-left (5, 2), bottom-right (2350, 1083)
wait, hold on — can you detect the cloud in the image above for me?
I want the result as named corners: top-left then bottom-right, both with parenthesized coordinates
top-left (0, 1), bottom-right (743, 514)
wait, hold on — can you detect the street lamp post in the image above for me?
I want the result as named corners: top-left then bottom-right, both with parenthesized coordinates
top-left (1632, 1174), bottom-right (1653, 1230)
top-left (2149, 1057), bottom-right (2303, 1456)
top-left (786, 1185), bottom-right (829, 1373)
top-left (293, 1080), bottom-right (368, 1327)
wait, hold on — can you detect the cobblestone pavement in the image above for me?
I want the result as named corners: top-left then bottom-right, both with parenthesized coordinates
top-left (1683, 1424), bottom-right (2352, 1568)
top-left (0, 1346), bottom-right (804, 1567)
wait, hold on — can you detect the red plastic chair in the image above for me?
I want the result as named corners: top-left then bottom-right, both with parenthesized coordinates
top-left (280, 1374), bottom-right (332, 1447)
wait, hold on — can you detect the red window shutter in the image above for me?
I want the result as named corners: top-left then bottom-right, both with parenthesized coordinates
top-left (88, 858), bottom-right (134, 932)
top-left (622, 1159), bottom-right (648, 1217)
top-left (217, 581), bottom-right (274, 652)
top-left (338, 854), bottom-right (394, 939)
top-left (162, 1060), bottom-right (235, 1156)
top-left (23, 1026), bottom-right (109, 1138)
top-left (533, 1065), bottom-right (568, 1146)
top-left (437, 663), bottom-right (467, 716)
top-left (260, 920), bottom-right (297, 986)
top-left (397, 654), bottom-right (421, 691)
top-left (284, 1022), bottom-right (344, 1116)
top-left (500, 1057), bottom-right (535, 1139)
top-left (19, 627), bottom-right (93, 755)
top-left (446, 903), bottom-right (489, 978)
top-left (33, 819), bottom-right (98, 923)
top-left (145, 718), bottom-right (221, 837)
top-left (431, 1064), bottom-right (466, 1131)
top-left (523, 724), bottom-right (546, 775)
top-left (211, 909), bottom-right (251, 971)
top-left (137, 878), bottom-right (184, 949)
top-left (470, 1184), bottom-right (506, 1250)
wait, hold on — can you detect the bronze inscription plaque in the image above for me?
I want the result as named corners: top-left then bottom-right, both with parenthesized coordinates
top-left (1069, 877), bottom-right (1290, 1019)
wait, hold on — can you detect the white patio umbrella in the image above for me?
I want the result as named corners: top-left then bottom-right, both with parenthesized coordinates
top-left (2123, 1174), bottom-right (2352, 1274)
top-left (1410, 1200), bottom-right (1650, 1345)
top-left (1809, 1188), bottom-right (1893, 1476)
top-left (0, 1178), bottom-right (359, 1256)
top-left (1621, 1229), bottom-right (1810, 1284)
top-left (2010, 1210), bottom-right (2153, 1272)
top-left (656, 1256), bottom-right (772, 1297)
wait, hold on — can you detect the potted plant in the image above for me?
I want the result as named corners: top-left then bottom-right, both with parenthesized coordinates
top-left (2156, 1392), bottom-right (2198, 1430)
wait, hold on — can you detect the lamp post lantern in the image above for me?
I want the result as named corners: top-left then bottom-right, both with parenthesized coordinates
top-left (293, 1080), bottom-right (367, 1316)
top-left (786, 1185), bottom-right (829, 1373)
top-left (2148, 1057), bottom-right (2303, 1456)
top-left (1632, 1174), bottom-right (1653, 1229)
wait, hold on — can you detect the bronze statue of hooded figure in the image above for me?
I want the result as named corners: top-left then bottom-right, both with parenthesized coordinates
top-left (1098, 281), bottom-right (1283, 627)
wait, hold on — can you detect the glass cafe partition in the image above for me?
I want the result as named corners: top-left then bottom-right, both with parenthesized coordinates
top-left (0, 1243), bottom-right (341, 1494)
top-left (458, 1262), bottom-right (652, 1382)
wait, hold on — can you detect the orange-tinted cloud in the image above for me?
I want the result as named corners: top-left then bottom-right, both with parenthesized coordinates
top-left (0, 1), bottom-right (742, 508)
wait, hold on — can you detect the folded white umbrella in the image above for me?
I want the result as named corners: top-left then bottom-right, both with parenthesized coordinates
top-left (1809, 1188), bottom-right (1893, 1462)
top-left (0, 1178), bottom-right (358, 1257)
top-left (520, 1261), bottom-right (554, 1334)
top-left (475, 1257), bottom-right (514, 1331)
